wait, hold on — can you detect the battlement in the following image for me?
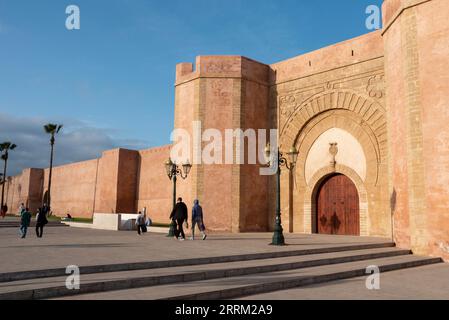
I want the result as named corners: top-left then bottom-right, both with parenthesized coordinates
top-left (382, 0), bottom-right (431, 34)
top-left (175, 56), bottom-right (270, 86)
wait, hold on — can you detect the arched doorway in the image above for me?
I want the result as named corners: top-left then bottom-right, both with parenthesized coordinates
top-left (315, 174), bottom-right (360, 236)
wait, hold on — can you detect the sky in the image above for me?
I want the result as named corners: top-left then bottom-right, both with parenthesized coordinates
top-left (0, 0), bottom-right (383, 176)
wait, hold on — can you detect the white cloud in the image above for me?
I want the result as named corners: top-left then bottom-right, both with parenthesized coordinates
top-left (0, 113), bottom-right (149, 176)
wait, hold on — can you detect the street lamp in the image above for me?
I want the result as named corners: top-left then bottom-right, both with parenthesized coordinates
top-left (164, 158), bottom-right (192, 237)
top-left (265, 143), bottom-right (299, 246)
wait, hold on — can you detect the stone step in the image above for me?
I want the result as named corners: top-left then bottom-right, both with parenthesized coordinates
top-left (0, 247), bottom-right (413, 300)
top-left (0, 241), bottom-right (395, 283)
top-left (59, 255), bottom-right (443, 300)
top-left (0, 222), bottom-right (66, 228)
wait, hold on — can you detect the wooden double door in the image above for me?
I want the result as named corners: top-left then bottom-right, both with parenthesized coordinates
top-left (316, 174), bottom-right (360, 236)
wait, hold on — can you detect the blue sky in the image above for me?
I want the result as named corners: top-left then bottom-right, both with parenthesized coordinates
top-left (0, 0), bottom-right (383, 175)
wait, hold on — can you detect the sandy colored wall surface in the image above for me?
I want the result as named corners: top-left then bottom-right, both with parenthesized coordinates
top-left (239, 76), bottom-right (270, 232)
top-left (383, 0), bottom-right (415, 250)
top-left (415, 0), bottom-right (449, 259)
top-left (136, 145), bottom-right (173, 224)
top-left (4, 168), bottom-right (44, 215)
top-left (43, 159), bottom-right (99, 218)
top-left (383, 0), bottom-right (449, 260)
top-left (270, 31), bottom-right (384, 84)
top-left (116, 149), bottom-right (139, 214)
top-left (174, 56), bottom-right (271, 232)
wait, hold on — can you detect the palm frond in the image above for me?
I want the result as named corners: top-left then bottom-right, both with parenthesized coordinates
top-left (44, 123), bottom-right (63, 135)
top-left (44, 124), bottom-right (56, 134)
top-left (0, 142), bottom-right (14, 151)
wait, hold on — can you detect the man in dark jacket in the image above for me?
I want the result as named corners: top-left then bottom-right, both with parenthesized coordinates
top-left (36, 207), bottom-right (48, 238)
top-left (170, 197), bottom-right (188, 241)
top-left (191, 199), bottom-right (207, 241)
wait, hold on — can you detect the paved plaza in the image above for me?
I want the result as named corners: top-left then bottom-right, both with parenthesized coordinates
top-left (0, 224), bottom-right (388, 273)
top-left (0, 224), bottom-right (448, 300)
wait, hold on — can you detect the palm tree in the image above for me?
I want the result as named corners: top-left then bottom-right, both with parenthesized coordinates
top-left (0, 142), bottom-right (17, 212)
top-left (44, 124), bottom-right (63, 209)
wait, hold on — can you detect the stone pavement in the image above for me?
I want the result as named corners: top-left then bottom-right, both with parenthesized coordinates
top-left (0, 226), bottom-right (389, 273)
top-left (0, 226), bottom-right (448, 300)
top-left (240, 263), bottom-right (449, 300)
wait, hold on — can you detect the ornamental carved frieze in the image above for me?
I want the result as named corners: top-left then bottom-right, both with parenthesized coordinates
top-left (278, 87), bottom-right (325, 130)
top-left (279, 95), bottom-right (297, 118)
top-left (205, 62), bottom-right (234, 73)
top-left (366, 75), bottom-right (385, 99)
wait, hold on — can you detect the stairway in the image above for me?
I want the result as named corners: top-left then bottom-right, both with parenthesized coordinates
top-left (0, 241), bottom-right (442, 300)
top-left (0, 218), bottom-right (67, 228)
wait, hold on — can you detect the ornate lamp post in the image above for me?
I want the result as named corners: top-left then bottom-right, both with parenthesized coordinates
top-left (164, 158), bottom-right (192, 237)
top-left (265, 143), bottom-right (299, 246)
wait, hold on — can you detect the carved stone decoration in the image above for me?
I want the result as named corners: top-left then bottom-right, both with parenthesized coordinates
top-left (206, 62), bottom-right (234, 73)
top-left (279, 95), bottom-right (297, 117)
top-left (366, 75), bottom-right (384, 99)
top-left (329, 142), bottom-right (338, 168)
top-left (211, 80), bottom-right (231, 106)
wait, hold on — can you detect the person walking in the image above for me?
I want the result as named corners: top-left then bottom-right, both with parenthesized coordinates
top-left (190, 199), bottom-right (207, 241)
top-left (136, 211), bottom-right (146, 235)
top-left (18, 203), bottom-right (25, 215)
top-left (170, 197), bottom-right (188, 241)
top-left (19, 208), bottom-right (31, 239)
top-left (42, 203), bottom-right (49, 217)
top-left (35, 207), bottom-right (48, 238)
top-left (1, 204), bottom-right (8, 218)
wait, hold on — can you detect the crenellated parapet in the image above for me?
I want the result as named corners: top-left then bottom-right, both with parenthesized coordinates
top-left (175, 56), bottom-right (270, 87)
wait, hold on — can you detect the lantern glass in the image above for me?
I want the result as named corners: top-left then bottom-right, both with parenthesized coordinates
top-left (264, 143), bottom-right (271, 163)
top-left (183, 161), bottom-right (192, 176)
top-left (165, 159), bottom-right (173, 178)
top-left (287, 147), bottom-right (299, 166)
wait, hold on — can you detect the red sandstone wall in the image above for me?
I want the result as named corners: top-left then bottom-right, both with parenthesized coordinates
top-left (116, 149), bottom-right (139, 213)
top-left (136, 145), bottom-right (173, 224)
top-left (270, 31), bottom-right (384, 84)
top-left (173, 68), bottom-right (196, 224)
top-left (92, 150), bottom-right (120, 214)
top-left (202, 76), bottom-right (234, 232)
top-left (383, 0), bottom-right (449, 260)
top-left (5, 168), bottom-right (44, 215)
top-left (415, 0), bottom-right (449, 259)
top-left (5, 172), bottom-right (25, 214)
top-left (35, 147), bottom-right (170, 220)
top-left (43, 159), bottom-right (99, 218)
top-left (383, 6), bottom-right (411, 248)
top-left (28, 169), bottom-right (44, 212)
top-left (239, 60), bottom-right (270, 232)
top-left (174, 56), bottom-right (271, 232)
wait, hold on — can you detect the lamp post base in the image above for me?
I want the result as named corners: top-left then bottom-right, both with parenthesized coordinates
top-left (167, 220), bottom-right (177, 237)
top-left (270, 224), bottom-right (286, 246)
